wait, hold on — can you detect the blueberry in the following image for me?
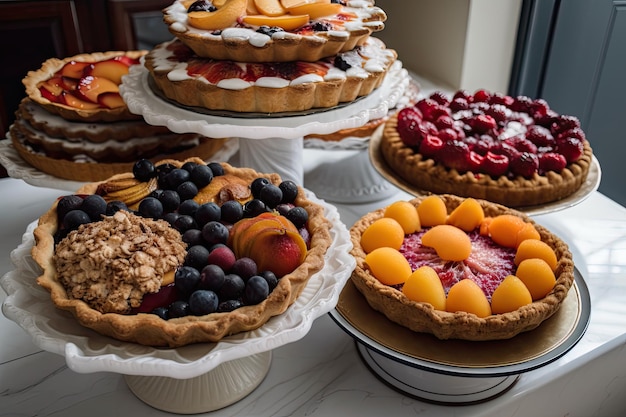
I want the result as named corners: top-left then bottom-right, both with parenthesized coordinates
top-left (187, 0), bottom-right (217, 12)
top-left (163, 168), bottom-right (190, 190)
top-left (195, 202), bottom-right (221, 226)
top-left (105, 200), bottom-right (128, 216)
top-left (182, 228), bottom-right (204, 246)
top-left (177, 181), bottom-right (199, 200)
top-left (168, 300), bottom-right (190, 318)
top-left (158, 189), bottom-right (181, 213)
top-left (218, 273), bottom-right (245, 300)
top-left (217, 299), bottom-right (244, 312)
top-left (81, 194), bottom-right (107, 221)
top-left (199, 264), bottom-right (225, 292)
top-left (286, 206), bottom-right (308, 229)
top-left (279, 180), bottom-right (299, 204)
top-left (63, 209), bottom-right (91, 230)
top-left (231, 257), bottom-right (257, 281)
top-left (250, 177), bottom-right (270, 198)
top-left (57, 195), bottom-right (84, 222)
top-left (260, 270), bottom-right (278, 292)
top-left (162, 211), bottom-right (180, 226)
top-left (138, 197), bottom-right (164, 218)
top-left (220, 200), bottom-right (243, 224)
top-left (243, 199), bottom-right (268, 218)
top-left (133, 159), bottom-right (156, 182)
top-left (189, 290), bottom-right (219, 315)
top-left (178, 199), bottom-right (200, 216)
top-left (185, 245), bottom-right (210, 270)
top-left (201, 221), bottom-right (229, 247)
top-left (208, 162), bottom-right (224, 176)
top-left (181, 161), bottom-right (199, 172)
top-left (190, 164), bottom-right (214, 188)
top-left (151, 306), bottom-right (169, 320)
top-left (244, 275), bottom-right (270, 305)
top-left (259, 184), bottom-right (283, 208)
top-left (173, 214), bottom-right (198, 233)
top-left (175, 265), bottom-right (201, 298)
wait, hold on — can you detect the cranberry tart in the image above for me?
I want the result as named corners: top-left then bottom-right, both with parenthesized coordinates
top-left (349, 194), bottom-right (575, 341)
top-left (33, 159), bottom-right (332, 347)
top-left (380, 89), bottom-right (594, 207)
top-left (163, 0), bottom-right (387, 62)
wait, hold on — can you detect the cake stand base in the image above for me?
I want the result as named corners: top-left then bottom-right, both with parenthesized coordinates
top-left (124, 351), bottom-right (272, 414)
top-left (238, 136), bottom-right (304, 184)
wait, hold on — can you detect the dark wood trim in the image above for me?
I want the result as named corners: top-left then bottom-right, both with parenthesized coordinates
top-left (107, 0), bottom-right (172, 50)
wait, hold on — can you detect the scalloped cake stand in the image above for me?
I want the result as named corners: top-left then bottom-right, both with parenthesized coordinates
top-left (119, 60), bottom-right (409, 189)
top-left (1, 194), bottom-right (355, 414)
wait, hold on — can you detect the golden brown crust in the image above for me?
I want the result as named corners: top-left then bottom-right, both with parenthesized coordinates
top-left (144, 38), bottom-right (396, 113)
top-left (32, 160), bottom-right (333, 347)
top-left (163, 0), bottom-right (386, 62)
top-left (349, 194), bottom-right (575, 341)
top-left (23, 50), bottom-right (146, 122)
top-left (380, 114), bottom-right (593, 207)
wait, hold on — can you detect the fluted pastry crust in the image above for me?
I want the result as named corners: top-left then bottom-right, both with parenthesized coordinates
top-left (349, 194), bottom-right (575, 341)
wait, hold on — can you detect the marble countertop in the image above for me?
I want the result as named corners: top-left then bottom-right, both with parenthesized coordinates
top-left (1, 148), bottom-right (626, 416)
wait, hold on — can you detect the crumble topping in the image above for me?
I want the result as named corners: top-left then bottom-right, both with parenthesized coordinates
top-left (53, 210), bottom-right (186, 314)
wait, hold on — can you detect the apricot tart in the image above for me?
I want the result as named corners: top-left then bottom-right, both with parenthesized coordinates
top-left (145, 36), bottom-right (396, 113)
top-left (23, 50), bottom-right (146, 122)
top-left (163, 0), bottom-right (387, 62)
top-left (32, 159), bottom-right (332, 347)
top-left (349, 194), bottom-right (575, 341)
top-left (380, 89), bottom-right (594, 207)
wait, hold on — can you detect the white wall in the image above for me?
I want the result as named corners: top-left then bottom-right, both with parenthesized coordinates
top-left (374, 0), bottom-right (522, 94)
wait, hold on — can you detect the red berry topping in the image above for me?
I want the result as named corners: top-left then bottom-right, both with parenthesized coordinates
top-left (552, 115), bottom-right (581, 134)
top-left (556, 136), bottom-right (584, 163)
top-left (504, 136), bottom-right (538, 154)
top-left (437, 127), bottom-right (459, 142)
top-left (539, 153), bottom-right (567, 173)
top-left (471, 114), bottom-right (497, 134)
top-left (509, 152), bottom-right (539, 178)
top-left (473, 89), bottom-right (491, 103)
top-left (481, 152), bottom-right (510, 177)
top-left (511, 95), bottom-right (533, 113)
top-left (396, 107), bottom-right (423, 147)
top-left (526, 125), bottom-right (554, 147)
top-left (489, 92), bottom-right (514, 106)
top-left (468, 151), bottom-right (485, 172)
top-left (434, 114), bottom-right (454, 130)
top-left (429, 91), bottom-right (449, 106)
top-left (419, 134), bottom-right (445, 158)
top-left (556, 127), bottom-right (586, 142)
top-left (490, 142), bottom-right (520, 160)
top-left (449, 97), bottom-right (470, 112)
top-left (530, 98), bottom-right (550, 118)
top-left (484, 104), bottom-right (507, 123)
top-left (415, 98), bottom-right (438, 119)
top-left (439, 140), bottom-right (471, 172)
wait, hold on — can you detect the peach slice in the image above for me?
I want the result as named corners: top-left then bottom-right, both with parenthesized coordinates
top-left (364, 247), bottom-right (411, 286)
top-left (254, 0), bottom-right (286, 16)
top-left (384, 200), bottom-right (421, 234)
top-left (446, 198), bottom-right (484, 232)
top-left (287, 2), bottom-right (341, 19)
top-left (514, 239), bottom-right (558, 271)
top-left (84, 59), bottom-right (131, 84)
top-left (360, 217), bottom-right (405, 253)
top-left (446, 279), bottom-right (492, 318)
top-left (76, 75), bottom-right (119, 103)
top-left (60, 60), bottom-right (91, 79)
top-left (281, 0), bottom-right (330, 9)
top-left (38, 77), bottom-right (64, 97)
top-left (60, 91), bottom-right (101, 110)
top-left (417, 195), bottom-right (447, 227)
top-left (247, 0), bottom-right (259, 14)
top-left (242, 14), bottom-right (309, 30)
top-left (98, 92), bottom-right (125, 109)
top-left (421, 224), bottom-right (472, 261)
top-left (402, 266), bottom-right (446, 310)
top-left (188, 0), bottom-right (247, 30)
top-left (491, 275), bottom-right (532, 314)
top-left (515, 258), bottom-right (556, 300)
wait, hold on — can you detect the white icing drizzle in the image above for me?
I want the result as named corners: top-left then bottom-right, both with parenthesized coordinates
top-left (148, 37), bottom-right (395, 90)
top-left (163, 0), bottom-right (385, 47)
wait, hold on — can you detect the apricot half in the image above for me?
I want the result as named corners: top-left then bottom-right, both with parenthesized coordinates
top-left (402, 266), bottom-right (446, 310)
top-left (364, 247), bottom-right (411, 286)
top-left (446, 279), bottom-right (492, 318)
top-left (360, 217), bottom-right (405, 253)
top-left (446, 198), bottom-right (484, 232)
top-left (417, 195), bottom-right (447, 227)
top-left (384, 201), bottom-right (421, 234)
top-left (515, 239), bottom-right (558, 271)
top-left (515, 258), bottom-right (556, 300)
top-left (421, 225), bottom-right (472, 261)
top-left (188, 0), bottom-right (248, 30)
top-left (491, 275), bottom-right (533, 314)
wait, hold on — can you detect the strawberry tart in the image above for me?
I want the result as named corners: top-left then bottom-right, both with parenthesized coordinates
top-left (163, 0), bottom-right (387, 62)
top-left (144, 36), bottom-right (397, 113)
top-left (379, 89), bottom-right (594, 207)
top-left (13, 51), bottom-right (227, 182)
top-left (349, 194), bottom-right (575, 341)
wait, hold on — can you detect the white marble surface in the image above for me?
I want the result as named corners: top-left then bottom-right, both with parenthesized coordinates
top-left (2, 148), bottom-right (626, 416)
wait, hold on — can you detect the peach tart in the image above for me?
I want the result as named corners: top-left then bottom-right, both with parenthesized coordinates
top-left (380, 89), bottom-right (594, 207)
top-left (144, 36), bottom-right (396, 113)
top-left (163, 0), bottom-right (387, 62)
top-left (349, 194), bottom-right (575, 341)
top-left (32, 158), bottom-right (332, 347)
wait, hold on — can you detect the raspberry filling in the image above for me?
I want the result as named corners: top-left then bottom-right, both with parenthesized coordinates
top-left (399, 229), bottom-right (516, 301)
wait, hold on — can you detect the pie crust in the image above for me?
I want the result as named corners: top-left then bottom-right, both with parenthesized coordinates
top-left (23, 50), bottom-right (146, 122)
top-left (32, 160), bottom-right (333, 347)
top-left (380, 114), bottom-right (594, 207)
top-left (145, 37), bottom-right (396, 113)
top-left (349, 194), bottom-right (575, 341)
top-left (163, 0), bottom-right (387, 62)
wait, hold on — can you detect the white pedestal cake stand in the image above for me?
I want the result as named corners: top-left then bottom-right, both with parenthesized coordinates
top-left (1, 193), bottom-right (354, 414)
top-left (119, 61), bottom-right (409, 189)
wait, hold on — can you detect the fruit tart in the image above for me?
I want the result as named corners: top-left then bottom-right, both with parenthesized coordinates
top-left (163, 0), bottom-right (387, 62)
top-left (23, 50), bottom-right (146, 122)
top-left (145, 36), bottom-right (396, 113)
top-left (349, 194), bottom-right (575, 341)
top-left (380, 89), bottom-right (594, 207)
top-left (32, 158), bottom-right (332, 347)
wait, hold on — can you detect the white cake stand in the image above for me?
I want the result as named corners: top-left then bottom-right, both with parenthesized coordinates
top-left (1, 193), bottom-right (355, 414)
top-left (119, 60), bottom-right (408, 186)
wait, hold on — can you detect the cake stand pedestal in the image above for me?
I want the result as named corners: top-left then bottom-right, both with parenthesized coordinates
top-left (119, 61), bottom-right (409, 185)
top-left (1, 194), bottom-right (354, 414)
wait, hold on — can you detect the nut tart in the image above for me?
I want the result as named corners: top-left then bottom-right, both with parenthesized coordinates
top-left (163, 0), bottom-right (387, 62)
top-left (349, 194), bottom-right (575, 341)
top-left (32, 159), bottom-right (332, 347)
top-left (145, 37), bottom-right (397, 113)
top-left (23, 50), bottom-right (146, 122)
top-left (380, 89), bottom-right (594, 207)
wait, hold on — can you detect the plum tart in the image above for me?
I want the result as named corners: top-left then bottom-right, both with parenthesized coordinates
top-left (349, 194), bottom-right (575, 341)
top-left (380, 89), bottom-right (594, 207)
top-left (32, 159), bottom-right (332, 346)
top-left (23, 50), bottom-right (146, 122)
top-left (144, 37), bottom-right (396, 113)
top-left (163, 0), bottom-right (387, 62)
